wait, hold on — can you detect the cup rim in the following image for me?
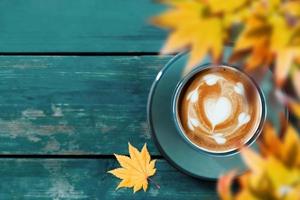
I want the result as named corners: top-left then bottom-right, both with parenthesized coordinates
top-left (172, 63), bottom-right (267, 156)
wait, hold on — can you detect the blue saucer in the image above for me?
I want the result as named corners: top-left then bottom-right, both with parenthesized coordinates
top-left (147, 47), bottom-right (286, 179)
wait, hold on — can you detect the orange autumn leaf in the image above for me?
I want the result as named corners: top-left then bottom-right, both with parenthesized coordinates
top-left (232, 16), bottom-right (273, 70)
top-left (261, 122), bottom-right (300, 167)
top-left (259, 123), bottom-right (282, 158)
top-left (108, 143), bottom-right (156, 193)
top-left (217, 171), bottom-right (236, 200)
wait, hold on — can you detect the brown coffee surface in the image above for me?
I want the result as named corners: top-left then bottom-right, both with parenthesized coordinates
top-left (178, 65), bottom-right (263, 153)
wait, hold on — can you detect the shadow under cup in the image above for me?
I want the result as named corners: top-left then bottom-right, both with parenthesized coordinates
top-left (172, 64), bottom-right (267, 156)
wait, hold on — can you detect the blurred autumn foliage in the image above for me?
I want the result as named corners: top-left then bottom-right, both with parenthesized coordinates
top-left (152, 0), bottom-right (300, 199)
top-left (152, 0), bottom-right (300, 118)
top-left (217, 123), bottom-right (300, 199)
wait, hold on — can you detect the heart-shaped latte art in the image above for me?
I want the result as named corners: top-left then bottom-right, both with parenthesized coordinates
top-left (204, 96), bottom-right (232, 128)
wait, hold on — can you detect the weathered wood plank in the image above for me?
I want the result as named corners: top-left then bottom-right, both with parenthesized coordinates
top-left (0, 159), bottom-right (217, 199)
top-left (0, 0), bottom-right (165, 53)
top-left (0, 56), bottom-right (171, 155)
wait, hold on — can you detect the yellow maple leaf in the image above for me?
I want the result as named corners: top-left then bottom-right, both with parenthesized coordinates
top-left (152, 0), bottom-right (229, 72)
top-left (207, 0), bottom-right (248, 13)
top-left (108, 143), bottom-right (156, 193)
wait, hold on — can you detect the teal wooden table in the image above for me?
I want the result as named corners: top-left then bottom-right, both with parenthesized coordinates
top-left (0, 1), bottom-right (218, 199)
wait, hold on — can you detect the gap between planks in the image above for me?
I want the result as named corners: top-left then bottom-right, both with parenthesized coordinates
top-left (0, 154), bottom-right (163, 159)
top-left (0, 52), bottom-right (164, 56)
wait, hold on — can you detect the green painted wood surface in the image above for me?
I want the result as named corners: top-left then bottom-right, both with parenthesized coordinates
top-left (0, 0), bottom-right (165, 53)
top-left (0, 159), bottom-right (217, 199)
top-left (0, 55), bottom-right (171, 155)
top-left (0, 1), bottom-right (221, 198)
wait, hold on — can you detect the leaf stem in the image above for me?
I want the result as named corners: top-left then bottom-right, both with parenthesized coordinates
top-left (148, 177), bottom-right (160, 189)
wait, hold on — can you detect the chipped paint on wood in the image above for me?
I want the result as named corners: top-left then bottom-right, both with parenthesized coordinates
top-left (0, 118), bottom-right (74, 142)
top-left (52, 104), bottom-right (64, 117)
top-left (0, 56), bottom-right (170, 155)
top-left (0, 159), bottom-right (217, 199)
top-left (22, 109), bottom-right (46, 119)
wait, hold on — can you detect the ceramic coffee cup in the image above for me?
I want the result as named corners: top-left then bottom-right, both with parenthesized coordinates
top-left (172, 64), bottom-right (267, 156)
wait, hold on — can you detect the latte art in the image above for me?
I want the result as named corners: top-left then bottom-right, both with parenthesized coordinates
top-left (187, 76), bottom-right (250, 143)
top-left (178, 65), bottom-right (263, 153)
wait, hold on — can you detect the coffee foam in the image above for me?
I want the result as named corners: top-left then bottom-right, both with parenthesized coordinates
top-left (178, 65), bottom-right (263, 153)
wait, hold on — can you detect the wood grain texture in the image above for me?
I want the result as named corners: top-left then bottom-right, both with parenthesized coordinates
top-left (0, 0), bottom-right (165, 53)
top-left (0, 159), bottom-right (217, 199)
top-left (0, 55), bottom-right (171, 155)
